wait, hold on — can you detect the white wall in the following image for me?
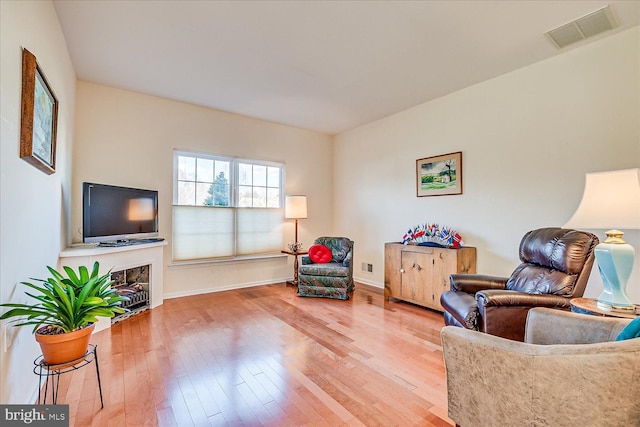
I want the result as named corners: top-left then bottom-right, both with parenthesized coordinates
top-left (72, 82), bottom-right (333, 297)
top-left (1, 3), bottom-right (636, 406)
top-left (0, 1), bottom-right (76, 404)
top-left (334, 27), bottom-right (640, 304)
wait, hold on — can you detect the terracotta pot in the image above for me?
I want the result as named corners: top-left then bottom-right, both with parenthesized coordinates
top-left (35, 324), bottom-right (95, 365)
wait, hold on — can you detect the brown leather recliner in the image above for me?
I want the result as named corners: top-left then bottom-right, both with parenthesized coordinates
top-left (439, 228), bottom-right (599, 341)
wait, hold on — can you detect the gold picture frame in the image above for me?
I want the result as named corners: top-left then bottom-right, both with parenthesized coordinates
top-left (416, 151), bottom-right (462, 197)
top-left (20, 48), bottom-right (58, 175)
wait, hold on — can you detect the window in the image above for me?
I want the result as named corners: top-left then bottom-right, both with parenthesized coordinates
top-left (173, 150), bottom-right (284, 261)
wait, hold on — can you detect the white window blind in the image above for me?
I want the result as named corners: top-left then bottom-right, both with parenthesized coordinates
top-left (173, 206), bottom-right (234, 260)
top-left (173, 151), bottom-right (284, 262)
top-left (236, 208), bottom-right (284, 255)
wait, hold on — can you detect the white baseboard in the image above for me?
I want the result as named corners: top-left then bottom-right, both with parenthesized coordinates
top-left (354, 276), bottom-right (383, 289)
top-left (163, 276), bottom-right (383, 300)
top-left (163, 277), bottom-right (291, 299)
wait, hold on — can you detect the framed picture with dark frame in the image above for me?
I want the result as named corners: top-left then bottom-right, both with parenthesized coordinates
top-left (416, 151), bottom-right (462, 197)
top-left (20, 48), bottom-right (58, 175)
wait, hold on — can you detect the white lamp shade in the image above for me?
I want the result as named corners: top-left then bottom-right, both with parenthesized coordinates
top-left (285, 195), bottom-right (308, 219)
top-left (564, 168), bottom-right (640, 230)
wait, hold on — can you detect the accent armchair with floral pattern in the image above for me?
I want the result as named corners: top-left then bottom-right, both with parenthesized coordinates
top-left (298, 237), bottom-right (354, 300)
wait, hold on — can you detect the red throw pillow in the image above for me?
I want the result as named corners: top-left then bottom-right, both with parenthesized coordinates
top-left (308, 244), bottom-right (332, 264)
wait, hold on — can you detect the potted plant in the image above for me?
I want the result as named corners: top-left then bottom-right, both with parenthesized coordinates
top-left (0, 262), bottom-right (127, 365)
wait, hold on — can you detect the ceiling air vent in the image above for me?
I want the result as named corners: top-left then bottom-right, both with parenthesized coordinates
top-left (545, 5), bottom-right (617, 49)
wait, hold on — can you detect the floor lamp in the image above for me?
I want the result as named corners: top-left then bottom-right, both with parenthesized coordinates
top-left (564, 168), bottom-right (640, 311)
top-left (285, 195), bottom-right (307, 252)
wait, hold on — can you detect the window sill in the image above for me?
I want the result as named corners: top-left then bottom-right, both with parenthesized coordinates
top-left (169, 252), bottom-right (287, 268)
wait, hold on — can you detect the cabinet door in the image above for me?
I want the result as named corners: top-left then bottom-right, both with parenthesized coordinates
top-left (400, 250), bottom-right (432, 304)
top-left (431, 250), bottom-right (453, 311)
top-left (384, 244), bottom-right (403, 299)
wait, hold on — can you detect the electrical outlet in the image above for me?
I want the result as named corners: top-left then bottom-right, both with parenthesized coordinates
top-left (362, 262), bottom-right (373, 273)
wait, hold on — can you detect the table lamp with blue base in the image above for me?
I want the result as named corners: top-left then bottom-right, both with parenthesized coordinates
top-left (564, 168), bottom-right (640, 311)
top-left (594, 229), bottom-right (635, 310)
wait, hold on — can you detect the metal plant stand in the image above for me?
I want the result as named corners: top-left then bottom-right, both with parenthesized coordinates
top-left (33, 344), bottom-right (103, 408)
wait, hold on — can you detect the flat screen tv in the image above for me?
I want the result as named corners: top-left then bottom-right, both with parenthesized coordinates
top-left (83, 182), bottom-right (159, 243)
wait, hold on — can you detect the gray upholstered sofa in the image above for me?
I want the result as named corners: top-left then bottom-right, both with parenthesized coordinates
top-left (441, 307), bottom-right (640, 426)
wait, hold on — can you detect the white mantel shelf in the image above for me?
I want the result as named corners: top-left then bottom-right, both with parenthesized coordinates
top-left (60, 240), bottom-right (167, 257)
top-left (59, 241), bottom-right (167, 332)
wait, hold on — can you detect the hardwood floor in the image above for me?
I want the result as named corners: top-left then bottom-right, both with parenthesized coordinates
top-left (54, 283), bottom-right (453, 426)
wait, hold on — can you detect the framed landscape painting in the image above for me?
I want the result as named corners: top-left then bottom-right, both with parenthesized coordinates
top-left (416, 151), bottom-right (462, 197)
top-left (20, 48), bottom-right (58, 175)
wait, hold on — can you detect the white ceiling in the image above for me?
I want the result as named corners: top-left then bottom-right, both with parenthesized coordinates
top-left (53, 1), bottom-right (640, 135)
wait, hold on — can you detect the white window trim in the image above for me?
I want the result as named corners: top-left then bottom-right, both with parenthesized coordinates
top-left (172, 149), bottom-right (286, 262)
top-left (169, 252), bottom-right (288, 268)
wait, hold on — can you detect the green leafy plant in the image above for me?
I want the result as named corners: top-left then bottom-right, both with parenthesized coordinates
top-left (0, 262), bottom-right (128, 334)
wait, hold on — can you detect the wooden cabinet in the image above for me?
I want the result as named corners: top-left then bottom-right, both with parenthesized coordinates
top-left (384, 242), bottom-right (476, 312)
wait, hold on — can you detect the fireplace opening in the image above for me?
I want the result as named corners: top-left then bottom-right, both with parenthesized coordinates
top-left (110, 265), bottom-right (150, 323)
